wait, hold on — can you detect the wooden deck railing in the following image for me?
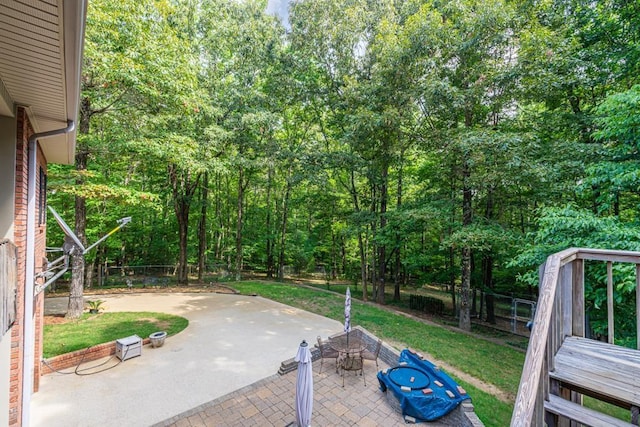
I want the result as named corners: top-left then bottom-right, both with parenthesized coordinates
top-left (1, 239), bottom-right (18, 337)
top-left (510, 248), bottom-right (640, 426)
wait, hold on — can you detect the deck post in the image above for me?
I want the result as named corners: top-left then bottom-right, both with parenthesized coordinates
top-left (636, 265), bottom-right (639, 351)
top-left (607, 261), bottom-right (614, 344)
top-left (571, 259), bottom-right (584, 337)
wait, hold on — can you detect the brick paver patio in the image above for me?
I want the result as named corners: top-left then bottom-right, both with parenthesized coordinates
top-left (155, 357), bottom-right (480, 427)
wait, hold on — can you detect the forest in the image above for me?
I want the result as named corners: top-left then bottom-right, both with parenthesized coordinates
top-left (48, 0), bottom-right (640, 334)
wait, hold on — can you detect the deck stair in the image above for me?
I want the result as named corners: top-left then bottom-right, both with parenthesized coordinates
top-left (544, 395), bottom-right (633, 427)
top-left (546, 336), bottom-right (640, 426)
top-left (510, 248), bottom-right (640, 426)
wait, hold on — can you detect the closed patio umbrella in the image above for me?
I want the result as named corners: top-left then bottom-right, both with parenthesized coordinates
top-left (344, 287), bottom-right (351, 333)
top-left (295, 340), bottom-right (313, 427)
top-left (344, 287), bottom-right (351, 346)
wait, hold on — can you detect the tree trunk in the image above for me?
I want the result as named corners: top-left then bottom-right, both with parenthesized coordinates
top-left (235, 166), bottom-right (245, 281)
top-left (348, 169), bottom-right (368, 301)
top-left (483, 255), bottom-right (495, 323)
top-left (357, 233), bottom-right (367, 300)
top-left (169, 164), bottom-right (199, 285)
top-left (67, 97), bottom-right (90, 319)
top-left (370, 182), bottom-right (378, 301)
top-left (449, 246), bottom-right (456, 312)
top-left (331, 230), bottom-right (337, 280)
top-left (484, 187), bottom-right (496, 323)
top-left (176, 200), bottom-right (189, 285)
top-left (459, 158), bottom-right (472, 331)
top-left (277, 173), bottom-right (291, 280)
top-left (68, 191), bottom-right (86, 319)
top-left (370, 231), bottom-right (377, 301)
top-left (213, 173), bottom-right (223, 262)
top-left (265, 167), bottom-right (274, 278)
top-left (86, 257), bottom-right (95, 289)
top-left (394, 158), bottom-right (403, 301)
top-left (197, 171), bottom-right (208, 283)
top-left (449, 173), bottom-right (456, 313)
top-left (377, 163), bottom-right (388, 305)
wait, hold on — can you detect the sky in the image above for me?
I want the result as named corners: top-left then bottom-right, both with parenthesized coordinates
top-left (266, 0), bottom-right (290, 29)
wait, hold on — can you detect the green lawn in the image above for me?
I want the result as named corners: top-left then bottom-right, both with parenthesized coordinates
top-left (230, 281), bottom-right (524, 427)
top-left (43, 311), bottom-right (188, 358)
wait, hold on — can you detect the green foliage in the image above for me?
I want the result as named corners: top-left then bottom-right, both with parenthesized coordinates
top-left (595, 85), bottom-right (640, 146)
top-left (577, 85), bottom-right (640, 218)
top-left (511, 205), bottom-right (640, 345)
top-left (41, 2), bottom-right (640, 413)
top-left (50, 0), bottom-right (640, 345)
top-left (86, 299), bottom-right (105, 312)
top-left (443, 222), bottom-right (515, 253)
top-left (511, 205), bottom-right (640, 285)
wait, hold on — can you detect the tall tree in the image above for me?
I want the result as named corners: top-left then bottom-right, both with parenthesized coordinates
top-left (289, 0), bottom-right (390, 300)
top-left (200, 0), bottom-right (285, 280)
top-left (396, 0), bottom-right (523, 329)
top-left (65, 0), bottom-right (195, 316)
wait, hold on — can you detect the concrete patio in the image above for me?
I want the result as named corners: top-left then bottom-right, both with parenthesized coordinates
top-left (32, 293), bottom-right (340, 426)
top-left (32, 292), bottom-right (482, 426)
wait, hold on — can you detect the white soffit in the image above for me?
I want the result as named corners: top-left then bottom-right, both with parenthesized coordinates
top-left (0, 0), bottom-right (87, 165)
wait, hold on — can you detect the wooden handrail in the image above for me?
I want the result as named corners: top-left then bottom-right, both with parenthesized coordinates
top-left (510, 251), bottom-right (563, 426)
top-left (510, 247), bottom-right (640, 426)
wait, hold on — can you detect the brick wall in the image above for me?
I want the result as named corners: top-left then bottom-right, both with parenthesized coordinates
top-left (9, 107), bottom-right (48, 426)
top-left (41, 338), bottom-right (151, 375)
top-left (32, 145), bottom-right (46, 390)
top-left (10, 107), bottom-right (28, 426)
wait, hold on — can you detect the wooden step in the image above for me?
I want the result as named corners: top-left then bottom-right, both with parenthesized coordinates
top-left (549, 336), bottom-right (640, 409)
top-left (544, 394), bottom-right (634, 427)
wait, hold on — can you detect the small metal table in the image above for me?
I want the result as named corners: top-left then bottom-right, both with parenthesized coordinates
top-left (328, 333), bottom-right (367, 386)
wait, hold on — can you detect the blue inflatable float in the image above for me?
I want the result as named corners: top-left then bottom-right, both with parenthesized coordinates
top-left (377, 349), bottom-right (471, 422)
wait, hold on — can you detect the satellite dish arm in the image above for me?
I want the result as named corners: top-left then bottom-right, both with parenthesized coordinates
top-left (37, 209), bottom-right (131, 295)
top-left (35, 256), bottom-right (69, 294)
top-left (83, 216), bottom-right (131, 254)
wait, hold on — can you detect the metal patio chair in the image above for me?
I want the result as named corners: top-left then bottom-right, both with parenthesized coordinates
top-left (316, 336), bottom-right (339, 374)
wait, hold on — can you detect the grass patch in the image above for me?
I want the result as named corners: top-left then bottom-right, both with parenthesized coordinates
top-left (43, 312), bottom-right (188, 358)
top-left (231, 281), bottom-right (525, 426)
top-left (583, 396), bottom-right (631, 422)
top-left (452, 377), bottom-right (513, 427)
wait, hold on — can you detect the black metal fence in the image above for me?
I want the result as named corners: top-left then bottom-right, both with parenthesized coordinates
top-left (456, 289), bottom-right (536, 336)
top-left (95, 263), bottom-right (233, 287)
top-left (408, 294), bottom-right (445, 315)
